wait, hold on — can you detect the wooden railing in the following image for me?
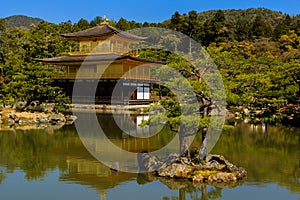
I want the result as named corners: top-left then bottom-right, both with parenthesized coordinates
top-left (68, 47), bottom-right (138, 57)
top-left (71, 96), bottom-right (154, 105)
top-left (54, 73), bottom-right (155, 81)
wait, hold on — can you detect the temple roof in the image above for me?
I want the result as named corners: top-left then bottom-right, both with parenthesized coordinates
top-left (61, 24), bottom-right (147, 41)
top-left (38, 54), bottom-right (166, 65)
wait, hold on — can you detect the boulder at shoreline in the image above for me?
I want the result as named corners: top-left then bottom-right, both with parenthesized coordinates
top-left (0, 108), bottom-right (76, 130)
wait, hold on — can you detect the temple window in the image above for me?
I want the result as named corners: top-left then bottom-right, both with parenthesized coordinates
top-left (82, 45), bottom-right (88, 52)
top-left (111, 42), bottom-right (114, 53)
top-left (101, 43), bottom-right (109, 52)
top-left (117, 43), bottom-right (122, 53)
top-left (69, 66), bottom-right (76, 74)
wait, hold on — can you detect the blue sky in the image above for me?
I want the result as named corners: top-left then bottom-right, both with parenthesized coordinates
top-left (1, 0), bottom-right (300, 24)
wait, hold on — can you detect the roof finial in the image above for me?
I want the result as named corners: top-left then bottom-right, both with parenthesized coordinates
top-left (101, 16), bottom-right (109, 25)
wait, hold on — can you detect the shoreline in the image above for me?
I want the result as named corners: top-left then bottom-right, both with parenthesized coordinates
top-left (1, 103), bottom-right (299, 130)
top-left (68, 104), bottom-right (149, 114)
top-left (0, 104), bottom-right (149, 130)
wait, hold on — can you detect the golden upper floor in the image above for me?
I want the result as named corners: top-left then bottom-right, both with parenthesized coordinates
top-left (61, 24), bottom-right (146, 56)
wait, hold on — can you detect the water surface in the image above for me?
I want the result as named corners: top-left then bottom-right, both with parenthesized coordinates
top-left (0, 115), bottom-right (299, 200)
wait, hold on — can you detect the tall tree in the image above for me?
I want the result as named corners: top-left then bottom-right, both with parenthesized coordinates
top-left (116, 18), bottom-right (130, 30)
top-left (251, 15), bottom-right (273, 38)
top-left (75, 18), bottom-right (91, 30)
top-left (181, 10), bottom-right (202, 53)
top-left (90, 16), bottom-right (102, 26)
top-left (203, 10), bottom-right (227, 46)
top-left (170, 11), bottom-right (182, 31)
top-left (235, 18), bottom-right (252, 41)
top-left (0, 21), bottom-right (70, 109)
top-left (273, 15), bottom-right (292, 39)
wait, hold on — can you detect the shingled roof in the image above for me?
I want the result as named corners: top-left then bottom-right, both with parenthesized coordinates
top-left (38, 54), bottom-right (166, 65)
top-left (61, 24), bottom-right (147, 41)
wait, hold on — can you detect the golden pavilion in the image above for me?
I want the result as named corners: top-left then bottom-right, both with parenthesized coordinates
top-left (40, 21), bottom-right (164, 104)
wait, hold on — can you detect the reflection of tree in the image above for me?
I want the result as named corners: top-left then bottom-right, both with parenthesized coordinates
top-left (161, 185), bottom-right (226, 200)
top-left (0, 169), bottom-right (5, 184)
top-left (138, 173), bottom-right (225, 200)
top-left (0, 125), bottom-right (138, 198)
top-left (161, 184), bottom-right (223, 200)
top-left (186, 185), bottom-right (222, 200)
top-left (0, 126), bottom-right (77, 180)
top-left (212, 122), bottom-right (300, 194)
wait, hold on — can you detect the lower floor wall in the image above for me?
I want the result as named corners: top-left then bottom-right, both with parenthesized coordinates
top-left (55, 79), bottom-right (153, 105)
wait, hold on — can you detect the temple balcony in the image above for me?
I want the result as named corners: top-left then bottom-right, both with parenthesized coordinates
top-left (54, 72), bottom-right (155, 81)
top-left (68, 47), bottom-right (139, 57)
top-left (68, 40), bottom-right (139, 57)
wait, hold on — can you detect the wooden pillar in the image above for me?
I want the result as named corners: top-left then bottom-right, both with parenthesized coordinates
top-left (121, 80), bottom-right (124, 103)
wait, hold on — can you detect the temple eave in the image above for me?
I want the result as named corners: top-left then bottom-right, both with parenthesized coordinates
top-left (38, 54), bottom-right (166, 66)
top-left (61, 24), bottom-right (147, 42)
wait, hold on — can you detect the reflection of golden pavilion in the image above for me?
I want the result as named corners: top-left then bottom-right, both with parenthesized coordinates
top-left (61, 156), bottom-right (136, 200)
top-left (40, 21), bottom-right (164, 105)
top-left (59, 126), bottom-right (175, 200)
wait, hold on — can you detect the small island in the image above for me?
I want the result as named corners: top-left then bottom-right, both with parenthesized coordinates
top-left (138, 151), bottom-right (247, 185)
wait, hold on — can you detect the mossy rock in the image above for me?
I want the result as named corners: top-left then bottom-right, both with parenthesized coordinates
top-left (188, 169), bottom-right (218, 178)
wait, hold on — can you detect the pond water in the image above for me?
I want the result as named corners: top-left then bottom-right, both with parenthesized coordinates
top-left (0, 114), bottom-right (299, 200)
